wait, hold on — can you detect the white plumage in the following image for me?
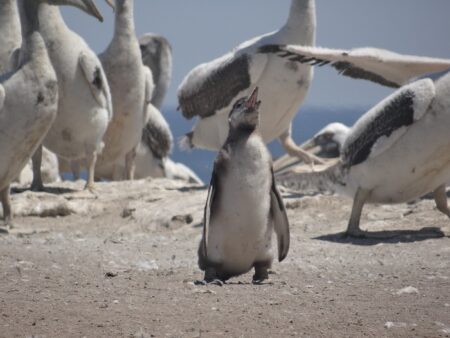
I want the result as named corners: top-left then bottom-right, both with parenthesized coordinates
top-left (0, 0), bottom-right (103, 225)
top-left (0, 0), bottom-right (21, 73)
top-left (277, 46), bottom-right (450, 236)
top-left (95, 0), bottom-right (151, 180)
top-left (178, 0), bottom-right (322, 164)
top-left (31, 2), bottom-right (112, 191)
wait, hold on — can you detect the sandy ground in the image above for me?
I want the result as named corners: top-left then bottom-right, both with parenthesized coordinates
top-left (0, 178), bottom-right (449, 338)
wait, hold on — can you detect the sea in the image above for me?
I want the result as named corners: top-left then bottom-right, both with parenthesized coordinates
top-left (165, 105), bottom-right (368, 183)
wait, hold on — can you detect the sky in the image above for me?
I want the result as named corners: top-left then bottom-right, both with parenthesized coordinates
top-left (62, 0), bottom-right (450, 110)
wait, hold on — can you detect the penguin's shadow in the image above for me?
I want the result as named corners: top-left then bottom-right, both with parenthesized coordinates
top-left (314, 227), bottom-right (447, 246)
top-left (11, 186), bottom-right (78, 195)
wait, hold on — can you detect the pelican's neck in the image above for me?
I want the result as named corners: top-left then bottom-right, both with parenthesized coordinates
top-left (281, 0), bottom-right (316, 44)
top-left (18, 0), bottom-right (40, 37)
top-left (17, 0), bottom-right (48, 62)
top-left (38, 4), bottom-right (70, 34)
top-left (114, 0), bottom-right (135, 40)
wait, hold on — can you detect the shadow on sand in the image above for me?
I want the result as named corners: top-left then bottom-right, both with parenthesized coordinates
top-left (11, 186), bottom-right (78, 195)
top-left (314, 227), bottom-right (447, 246)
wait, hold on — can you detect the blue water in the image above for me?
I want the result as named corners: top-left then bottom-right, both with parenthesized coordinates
top-left (164, 105), bottom-right (368, 183)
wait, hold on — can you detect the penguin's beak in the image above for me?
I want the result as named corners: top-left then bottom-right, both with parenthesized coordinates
top-left (245, 87), bottom-right (261, 109)
top-left (105, 0), bottom-right (116, 11)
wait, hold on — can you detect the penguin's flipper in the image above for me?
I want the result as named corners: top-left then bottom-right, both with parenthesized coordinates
top-left (202, 169), bottom-right (218, 259)
top-left (270, 168), bottom-right (290, 262)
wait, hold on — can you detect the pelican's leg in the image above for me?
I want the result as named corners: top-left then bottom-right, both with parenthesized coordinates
top-left (433, 184), bottom-right (450, 218)
top-left (71, 160), bottom-right (81, 181)
top-left (30, 144), bottom-right (44, 191)
top-left (125, 147), bottom-right (137, 180)
top-left (1, 185), bottom-right (12, 226)
top-left (346, 188), bottom-right (371, 237)
top-left (84, 152), bottom-right (97, 191)
top-left (279, 126), bottom-right (324, 167)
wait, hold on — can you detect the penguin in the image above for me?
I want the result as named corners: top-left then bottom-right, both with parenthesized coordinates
top-left (197, 87), bottom-right (290, 285)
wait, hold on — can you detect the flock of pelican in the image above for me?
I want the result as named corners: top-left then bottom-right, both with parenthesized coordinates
top-left (1, 0), bottom-right (450, 239)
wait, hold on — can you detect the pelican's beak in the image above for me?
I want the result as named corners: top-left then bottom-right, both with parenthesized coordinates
top-left (80, 0), bottom-right (104, 21)
top-left (300, 137), bottom-right (317, 151)
top-left (105, 0), bottom-right (116, 11)
top-left (245, 87), bottom-right (260, 109)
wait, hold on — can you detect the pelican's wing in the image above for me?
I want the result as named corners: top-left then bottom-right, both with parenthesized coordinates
top-left (0, 84), bottom-right (5, 111)
top-left (141, 103), bottom-right (173, 159)
top-left (342, 79), bottom-right (435, 168)
top-left (78, 52), bottom-right (113, 120)
top-left (270, 168), bottom-right (290, 262)
top-left (177, 50), bottom-right (268, 119)
top-left (263, 45), bottom-right (450, 87)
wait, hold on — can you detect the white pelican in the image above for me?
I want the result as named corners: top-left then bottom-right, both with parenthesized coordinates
top-left (0, 0), bottom-right (103, 225)
top-left (139, 33), bottom-right (172, 110)
top-left (177, 0), bottom-right (323, 164)
top-left (30, 0), bottom-right (112, 191)
top-left (274, 122), bottom-right (350, 173)
top-left (273, 45), bottom-right (450, 236)
top-left (278, 72), bottom-right (450, 237)
top-left (96, 0), bottom-right (152, 180)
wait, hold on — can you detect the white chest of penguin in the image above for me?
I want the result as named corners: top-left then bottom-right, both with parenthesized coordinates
top-left (208, 135), bottom-right (274, 271)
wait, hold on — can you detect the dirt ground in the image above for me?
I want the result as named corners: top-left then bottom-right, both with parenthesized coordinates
top-left (0, 178), bottom-right (449, 338)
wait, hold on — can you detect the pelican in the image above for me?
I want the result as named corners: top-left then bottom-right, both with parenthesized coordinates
top-left (96, 0), bottom-right (152, 180)
top-left (95, 99), bottom-right (203, 184)
top-left (274, 122), bottom-right (350, 173)
top-left (177, 0), bottom-right (323, 164)
top-left (0, 0), bottom-right (103, 226)
top-left (30, 0), bottom-right (112, 191)
top-left (139, 33), bottom-right (172, 109)
top-left (0, 0), bottom-right (21, 73)
top-left (276, 47), bottom-right (450, 236)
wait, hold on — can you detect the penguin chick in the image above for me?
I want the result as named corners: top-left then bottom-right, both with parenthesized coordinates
top-left (197, 87), bottom-right (290, 285)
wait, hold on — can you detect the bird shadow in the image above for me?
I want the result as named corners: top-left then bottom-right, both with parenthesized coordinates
top-left (314, 227), bottom-right (447, 246)
top-left (11, 186), bottom-right (78, 195)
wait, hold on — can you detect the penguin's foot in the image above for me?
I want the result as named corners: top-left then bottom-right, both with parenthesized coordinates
top-left (252, 278), bottom-right (268, 285)
top-left (194, 279), bottom-right (224, 286)
top-left (252, 263), bottom-right (269, 284)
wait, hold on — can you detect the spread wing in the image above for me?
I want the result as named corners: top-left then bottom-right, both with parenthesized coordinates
top-left (270, 168), bottom-right (290, 262)
top-left (263, 45), bottom-right (450, 88)
top-left (78, 52), bottom-right (113, 121)
top-left (342, 78), bottom-right (435, 168)
top-left (202, 169), bottom-right (218, 259)
top-left (141, 103), bottom-right (173, 159)
top-left (177, 51), bottom-right (268, 119)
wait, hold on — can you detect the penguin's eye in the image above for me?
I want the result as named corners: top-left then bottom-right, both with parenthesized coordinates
top-left (233, 99), bottom-right (245, 110)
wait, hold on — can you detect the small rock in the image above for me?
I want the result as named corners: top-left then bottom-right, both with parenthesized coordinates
top-left (105, 272), bottom-right (118, 278)
top-left (384, 321), bottom-right (407, 329)
top-left (171, 214), bottom-right (194, 224)
top-left (396, 286), bottom-right (419, 295)
top-left (121, 207), bottom-right (136, 218)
